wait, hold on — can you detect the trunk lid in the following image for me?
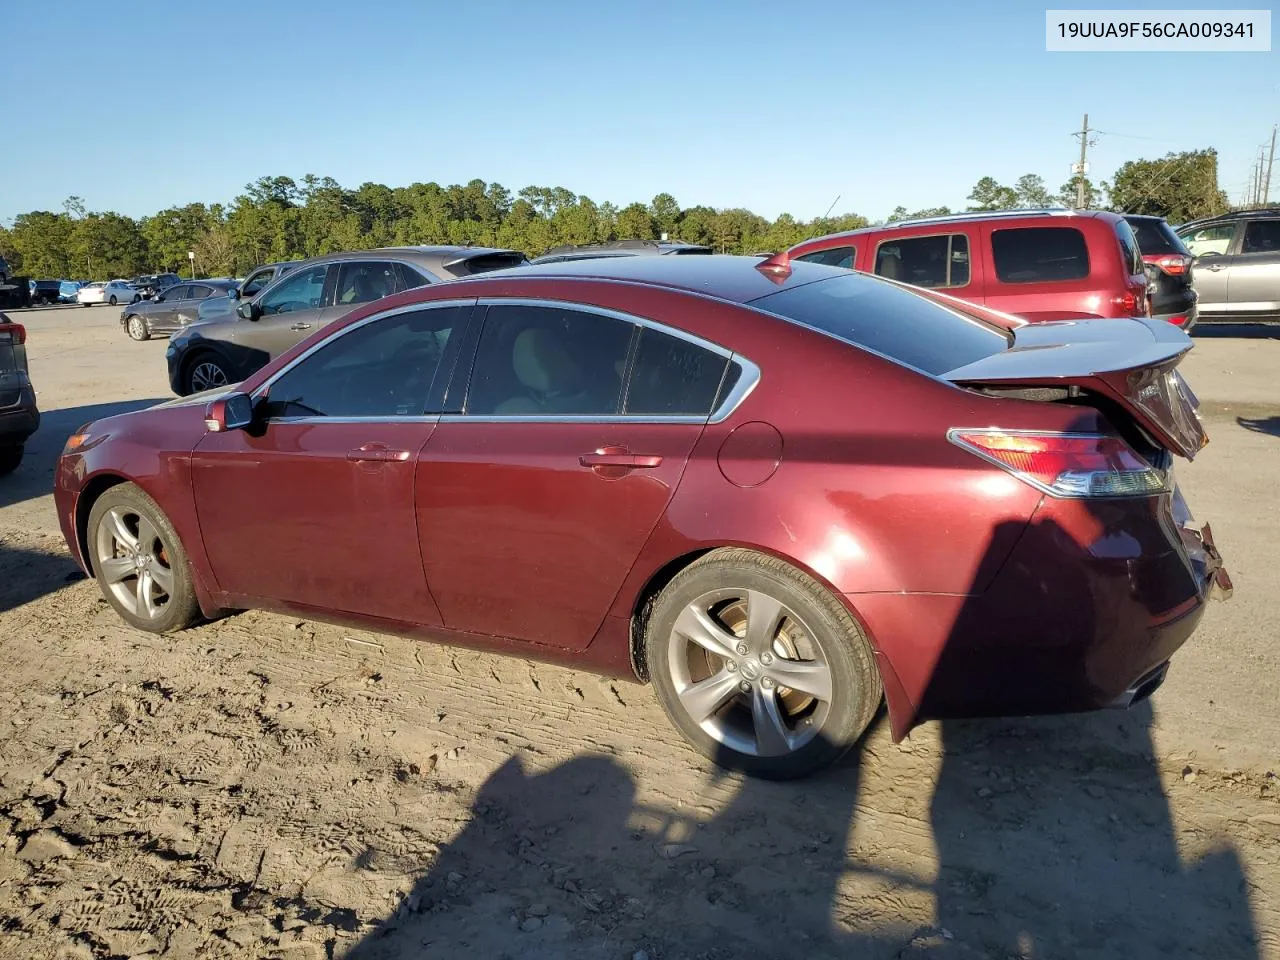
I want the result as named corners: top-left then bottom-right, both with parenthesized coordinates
top-left (943, 317), bottom-right (1206, 459)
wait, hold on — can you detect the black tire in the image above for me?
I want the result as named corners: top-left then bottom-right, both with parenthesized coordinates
top-left (125, 315), bottom-right (150, 341)
top-left (0, 445), bottom-right (23, 476)
top-left (645, 548), bottom-right (882, 780)
top-left (86, 482), bottom-right (200, 633)
top-left (182, 353), bottom-right (231, 395)
top-left (109, 295), bottom-right (117, 306)
top-left (132, 295), bottom-right (141, 303)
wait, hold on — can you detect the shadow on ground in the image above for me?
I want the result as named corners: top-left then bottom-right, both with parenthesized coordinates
top-left (1237, 415), bottom-right (1280, 438)
top-left (0, 540), bottom-right (84, 612)
top-left (1191, 322), bottom-right (1280, 340)
top-left (0, 398), bottom-right (163, 511)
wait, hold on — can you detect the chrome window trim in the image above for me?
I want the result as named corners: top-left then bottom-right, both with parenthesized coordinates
top-left (467, 297), bottom-right (761, 424)
top-left (251, 298), bottom-right (478, 419)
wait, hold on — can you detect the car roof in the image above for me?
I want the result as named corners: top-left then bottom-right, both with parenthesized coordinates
top-left (475, 253), bottom-right (876, 304)
top-left (790, 208), bottom-right (1119, 248)
top-left (1178, 208), bottom-right (1279, 230)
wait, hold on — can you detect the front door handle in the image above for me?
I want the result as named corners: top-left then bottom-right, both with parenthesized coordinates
top-left (290, 322), bottom-right (313, 331)
top-left (347, 444), bottom-right (410, 462)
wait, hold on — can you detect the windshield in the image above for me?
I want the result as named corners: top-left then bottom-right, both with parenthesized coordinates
top-left (748, 273), bottom-right (1009, 376)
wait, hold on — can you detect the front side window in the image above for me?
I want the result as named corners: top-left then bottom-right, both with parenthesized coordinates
top-left (262, 305), bottom-right (467, 419)
top-left (874, 234), bottom-right (969, 288)
top-left (336, 261), bottom-right (397, 306)
top-left (1242, 220), bottom-right (1280, 255)
top-left (625, 328), bottom-right (729, 416)
top-left (258, 265), bottom-right (328, 316)
top-left (1177, 223), bottom-right (1234, 258)
top-left (990, 227), bottom-right (1089, 284)
top-left (795, 246), bottom-right (856, 269)
top-left (465, 305), bottom-right (634, 416)
top-left (242, 269), bottom-right (274, 297)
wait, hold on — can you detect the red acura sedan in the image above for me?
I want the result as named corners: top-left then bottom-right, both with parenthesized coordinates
top-left (55, 254), bottom-right (1230, 779)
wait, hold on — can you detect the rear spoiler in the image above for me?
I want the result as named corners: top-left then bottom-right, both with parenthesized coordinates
top-left (441, 249), bottom-right (529, 275)
top-left (945, 318), bottom-right (1206, 459)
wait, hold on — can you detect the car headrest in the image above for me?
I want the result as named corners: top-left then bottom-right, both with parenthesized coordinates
top-left (512, 327), bottom-right (580, 394)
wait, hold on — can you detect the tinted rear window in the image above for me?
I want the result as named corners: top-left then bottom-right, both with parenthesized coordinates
top-left (991, 227), bottom-right (1089, 283)
top-left (1126, 217), bottom-right (1188, 257)
top-left (748, 274), bottom-right (1008, 376)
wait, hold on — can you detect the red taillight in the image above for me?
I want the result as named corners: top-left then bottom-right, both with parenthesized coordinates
top-left (0, 322), bottom-right (26, 345)
top-left (1166, 315), bottom-right (1187, 326)
top-left (1143, 254), bottom-right (1192, 277)
top-left (949, 429), bottom-right (1168, 498)
top-left (1110, 291), bottom-right (1148, 315)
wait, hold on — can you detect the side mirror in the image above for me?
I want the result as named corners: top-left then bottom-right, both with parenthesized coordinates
top-left (236, 300), bottom-right (260, 321)
top-left (229, 287), bottom-right (241, 300)
top-left (204, 392), bottom-right (254, 432)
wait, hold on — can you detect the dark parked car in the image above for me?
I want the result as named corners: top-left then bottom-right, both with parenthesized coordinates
top-left (0, 315), bottom-right (39, 475)
top-left (120, 279), bottom-right (240, 341)
top-left (196, 261), bottom-right (302, 326)
top-left (165, 246), bottom-right (527, 395)
top-left (56, 255), bottom-right (1229, 779)
top-left (131, 273), bottom-right (183, 300)
top-left (1123, 215), bottom-right (1198, 329)
top-left (1176, 209), bottom-right (1280, 321)
top-left (530, 239), bottom-right (713, 264)
top-left (28, 279), bottom-right (63, 305)
top-left (786, 209), bottom-right (1152, 322)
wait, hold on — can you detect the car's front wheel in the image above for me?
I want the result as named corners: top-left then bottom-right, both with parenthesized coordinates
top-left (0, 445), bottom-right (23, 475)
top-left (87, 483), bottom-right (200, 633)
top-left (126, 315), bottom-right (149, 341)
top-left (108, 295), bottom-right (118, 306)
top-left (646, 548), bottom-right (882, 780)
top-left (184, 354), bottom-right (231, 394)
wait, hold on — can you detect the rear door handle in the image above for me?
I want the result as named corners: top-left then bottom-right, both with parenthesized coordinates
top-left (579, 452), bottom-right (664, 468)
top-left (1203, 263), bottom-right (1226, 272)
top-left (347, 444), bottom-right (410, 462)
top-left (290, 322), bottom-right (313, 331)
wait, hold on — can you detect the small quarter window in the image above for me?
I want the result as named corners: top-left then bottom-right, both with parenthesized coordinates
top-left (625, 328), bottom-right (729, 417)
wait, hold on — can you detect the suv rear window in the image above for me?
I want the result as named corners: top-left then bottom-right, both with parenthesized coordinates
top-left (748, 273), bottom-right (1008, 376)
top-left (1125, 217), bottom-right (1189, 257)
top-left (874, 234), bottom-right (969, 288)
top-left (991, 227), bottom-right (1089, 284)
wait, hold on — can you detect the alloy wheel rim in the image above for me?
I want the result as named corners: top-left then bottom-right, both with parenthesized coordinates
top-left (667, 588), bottom-right (834, 758)
top-left (94, 506), bottom-right (175, 620)
top-left (190, 362), bottom-right (227, 392)
top-left (128, 317), bottom-right (145, 339)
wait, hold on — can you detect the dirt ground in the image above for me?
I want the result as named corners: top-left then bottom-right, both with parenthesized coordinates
top-left (1, 305), bottom-right (1278, 960)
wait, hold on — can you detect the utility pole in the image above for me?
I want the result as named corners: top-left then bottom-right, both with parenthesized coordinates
top-left (1264, 125), bottom-right (1277, 206)
top-left (1255, 150), bottom-right (1266, 207)
top-left (1072, 114), bottom-right (1094, 209)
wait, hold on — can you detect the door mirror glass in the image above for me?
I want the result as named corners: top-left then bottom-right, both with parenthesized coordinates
top-left (205, 392), bottom-right (254, 432)
top-left (236, 300), bottom-right (259, 321)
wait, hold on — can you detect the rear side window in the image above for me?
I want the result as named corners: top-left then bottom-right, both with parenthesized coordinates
top-left (1114, 221), bottom-right (1143, 276)
top-left (1242, 220), bottom-right (1280, 254)
top-left (749, 273), bottom-right (1008, 376)
top-left (1126, 218), bottom-right (1189, 257)
top-left (874, 234), bottom-right (969, 288)
top-left (336, 261), bottom-right (398, 306)
top-left (991, 227), bottom-right (1089, 283)
top-left (396, 262), bottom-right (432, 291)
top-left (625, 328), bottom-right (729, 416)
top-left (795, 246), bottom-right (855, 269)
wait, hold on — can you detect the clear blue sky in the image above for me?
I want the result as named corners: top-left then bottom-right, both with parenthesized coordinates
top-left (2, 0), bottom-right (1276, 224)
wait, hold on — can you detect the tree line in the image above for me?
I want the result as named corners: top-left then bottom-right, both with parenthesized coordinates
top-left (0, 149), bottom-right (1237, 281)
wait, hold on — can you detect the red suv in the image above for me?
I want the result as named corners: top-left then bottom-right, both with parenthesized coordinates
top-left (786, 209), bottom-right (1151, 323)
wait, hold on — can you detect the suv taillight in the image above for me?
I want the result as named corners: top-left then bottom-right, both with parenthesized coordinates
top-left (1143, 254), bottom-right (1193, 277)
top-left (949, 429), bottom-right (1168, 498)
top-left (1110, 290), bottom-right (1148, 316)
top-left (0, 322), bottom-right (26, 345)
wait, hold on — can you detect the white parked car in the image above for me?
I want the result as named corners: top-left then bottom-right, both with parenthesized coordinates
top-left (78, 280), bottom-right (139, 307)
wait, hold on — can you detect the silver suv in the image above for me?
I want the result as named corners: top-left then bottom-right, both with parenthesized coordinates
top-left (165, 246), bottom-right (527, 395)
top-left (1177, 210), bottom-right (1280, 321)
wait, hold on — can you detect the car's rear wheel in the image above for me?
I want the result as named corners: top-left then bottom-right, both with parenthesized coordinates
top-left (87, 483), bottom-right (200, 633)
top-left (108, 295), bottom-right (118, 306)
top-left (645, 548), bottom-right (882, 780)
top-left (184, 355), bottom-right (230, 394)
top-left (0, 445), bottom-right (23, 475)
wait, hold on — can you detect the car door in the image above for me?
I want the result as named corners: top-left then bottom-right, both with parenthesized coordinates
top-left (1226, 219), bottom-right (1280, 316)
top-left (190, 300), bottom-right (475, 623)
top-left (228, 263), bottom-right (338, 361)
top-left (147, 285), bottom-right (189, 332)
top-left (416, 300), bottom-right (728, 649)
top-left (1179, 222), bottom-right (1237, 311)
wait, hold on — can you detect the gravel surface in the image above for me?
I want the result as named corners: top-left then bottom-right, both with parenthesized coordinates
top-left (1, 305), bottom-right (1277, 959)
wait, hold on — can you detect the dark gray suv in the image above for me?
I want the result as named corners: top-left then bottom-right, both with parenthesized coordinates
top-left (0, 314), bottom-right (39, 475)
top-left (166, 246), bottom-right (527, 395)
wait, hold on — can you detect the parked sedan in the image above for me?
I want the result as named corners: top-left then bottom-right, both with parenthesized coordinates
top-left (57, 256), bottom-right (1231, 779)
top-left (0, 315), bottom-right (39, 475)
top-left (119, 279), bottom-right (240, 341)
top-left (78, 280), bottom-right (139, 306)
